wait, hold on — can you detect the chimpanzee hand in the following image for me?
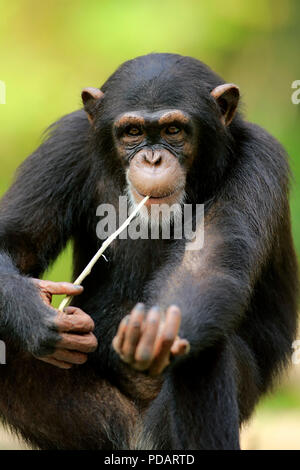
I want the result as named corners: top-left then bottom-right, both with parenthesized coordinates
top-left (31, 279), bottom-right (98, 369)
top-left (112, 304), bottom-right (190, 376)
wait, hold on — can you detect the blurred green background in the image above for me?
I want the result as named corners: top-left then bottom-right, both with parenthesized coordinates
top-left (0, 0), bottom-right (299, 449)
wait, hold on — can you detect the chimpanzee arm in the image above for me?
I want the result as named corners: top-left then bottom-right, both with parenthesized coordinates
top-left (0, 110), bottom-right (92, 355)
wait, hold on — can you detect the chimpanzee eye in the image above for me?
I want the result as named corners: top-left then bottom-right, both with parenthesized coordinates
top-left (165, 126), bottom-right (181, 135)
top-left (126, 127), bottom-right (142, 136)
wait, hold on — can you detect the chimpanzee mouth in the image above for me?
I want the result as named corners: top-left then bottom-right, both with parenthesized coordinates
top-left (131, 186), bottom-right (183, 205)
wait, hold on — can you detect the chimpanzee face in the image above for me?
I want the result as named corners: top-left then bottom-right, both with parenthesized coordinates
top-left (112, 108), bottom-right (197, 208)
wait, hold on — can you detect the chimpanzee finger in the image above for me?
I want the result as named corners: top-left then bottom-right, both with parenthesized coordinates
top-left (33, 279), bottom-right (84, 296)
top-left (57, 331), bottom-right (98, 353)
top-left (149, 305), bottom-right (181, 376)
top-left (163, 305), bottom-right (182, 339)
top-left (121, 304), bottom-right (145, 363)
top-left (54, 308), bottom-right (95, 333)
top-left (112, 315), bottom-right (130, 355)
top-left (170, 337), bottom-right (190, 356)
top-left (134, 307), bottom-right (160, 370)
top-left (31, 279), bottom-right (84, 307)
top-left (50, 349), bottom-right (88, 365)
top-left (37, 356), bottom-right (73, 369)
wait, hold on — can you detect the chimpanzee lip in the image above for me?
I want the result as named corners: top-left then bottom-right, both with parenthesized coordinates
top-left (131, 186), bottom-right (183, 206)
top-left (133, 187), bottom-right (178, 200)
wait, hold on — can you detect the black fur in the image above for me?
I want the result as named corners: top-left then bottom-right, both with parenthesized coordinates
top-left (0, 53), bottom-right (298, 450)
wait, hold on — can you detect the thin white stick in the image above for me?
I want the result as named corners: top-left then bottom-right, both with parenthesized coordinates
top-left (58, 195), bottom-right (149, 312)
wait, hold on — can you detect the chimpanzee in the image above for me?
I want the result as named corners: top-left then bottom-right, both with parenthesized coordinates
top-left (0, 53), bottom-right (298, 450)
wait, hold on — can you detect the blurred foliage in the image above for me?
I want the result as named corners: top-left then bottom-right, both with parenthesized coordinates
top-left (0, 0), bottom-right (299, 413)
top-left (259, 385), bottom-right (300, 411)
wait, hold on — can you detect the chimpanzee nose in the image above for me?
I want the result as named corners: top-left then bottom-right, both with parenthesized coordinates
top-left (142, 150), bottom-right (162, 166)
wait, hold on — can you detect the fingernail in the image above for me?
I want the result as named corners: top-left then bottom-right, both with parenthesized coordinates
top-left (139, 351), bottom-right (151, 362)
top-left (150, 305), bottom-right (160, 312)
top-left (74, 285), bottom-right (83, 290)
top-left (135, 303), bottom-right (145, 310)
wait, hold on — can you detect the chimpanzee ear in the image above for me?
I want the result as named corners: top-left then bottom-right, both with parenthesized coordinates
top-left (210, 84), bottom-right (240, 126)
top-left (81, 87), bottom-right (104, 125)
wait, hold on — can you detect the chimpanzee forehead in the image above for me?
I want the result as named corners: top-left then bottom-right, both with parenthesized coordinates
top-left (106, 75), bottom-right (202, 116)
